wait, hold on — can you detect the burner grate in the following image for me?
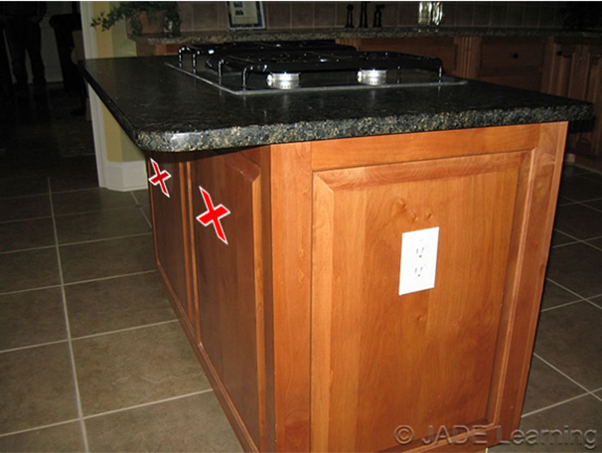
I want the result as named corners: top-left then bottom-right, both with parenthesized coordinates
top-left (171, 41), bottom-right (464, 94)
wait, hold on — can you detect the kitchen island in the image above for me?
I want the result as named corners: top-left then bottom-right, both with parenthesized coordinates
top-left (82, 55), bottom-right (592, 453)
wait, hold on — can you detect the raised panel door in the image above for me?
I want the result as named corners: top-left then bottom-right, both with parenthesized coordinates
top-left (311, 152), bottom-right (526, 452)
top-left (191, 152), bottom-right (265, 450)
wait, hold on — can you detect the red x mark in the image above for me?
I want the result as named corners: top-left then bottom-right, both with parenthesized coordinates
top-left (196, 187), bottom-right (230, 245)
top-left (149, 159), bottom-right (171, 197)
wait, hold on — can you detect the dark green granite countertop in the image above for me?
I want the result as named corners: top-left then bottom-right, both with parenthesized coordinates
top-left (130, 27), bottom-right (602, 46)
top-left (81, 56), bottom-right (593, 153)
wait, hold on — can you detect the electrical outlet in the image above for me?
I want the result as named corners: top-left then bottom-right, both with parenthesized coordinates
top-left (398, 227), bottom-right (440, 296)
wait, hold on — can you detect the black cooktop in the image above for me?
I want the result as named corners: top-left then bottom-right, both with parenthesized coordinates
top-left (168, 40), bottom-right (466, 95)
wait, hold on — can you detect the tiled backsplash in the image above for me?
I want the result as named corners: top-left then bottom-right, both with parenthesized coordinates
top-left (177, 1), bottom-right (571, 33)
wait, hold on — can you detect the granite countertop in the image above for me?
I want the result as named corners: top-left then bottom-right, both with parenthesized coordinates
top-left (130, 26), bottom-right (602, 46)
top-left (81, 56), bottom-right (593, 153)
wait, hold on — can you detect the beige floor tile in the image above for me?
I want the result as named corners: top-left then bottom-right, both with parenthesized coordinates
top-left (491, 395), bottom-right (602, 452)
top-left (73, 322), bottom-right (209, 416)
top-left (66, 272), bottom-right (175, 338)
top-left (0, 195), bottom-right (51, 222)
top-left (0, 248), bottom-right (60, 293)
top-left (0, 218), bottom-right (55, 252)
top-left (86, 392), bottom-right (242, 453)
top-left (52, 188), bottom-right (137, 216)
top-left (521, 356), bottom-right (585, 414)
top-left (0, 288), bottom-right (66, 350)
top-left (60, 234), bottom-right (155, 284)
top-left (534, 302), bottom-right (602, 391)
top-left (0, 343), bottom-right (78, 433)
top-left (0, 421), bottom-right (85, 452)
top-left (55, 208), bottom-right (151, 244)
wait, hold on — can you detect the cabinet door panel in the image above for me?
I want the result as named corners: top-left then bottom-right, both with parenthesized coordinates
top-left (311, 152), bottom-right (525, 452)
top-left (191, 153), bottom-right (264, 449)
top-left (148, 154), bottom-right (196, 333)
top-left (573, 45), bottom-right (602, 157)
top-left (541, 40), bottom-right (579, 97)
top-left (478, 38), bottom-right (545, 91)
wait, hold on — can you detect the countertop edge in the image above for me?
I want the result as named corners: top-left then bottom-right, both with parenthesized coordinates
top-left (133, 107), bottom-right (592, 152)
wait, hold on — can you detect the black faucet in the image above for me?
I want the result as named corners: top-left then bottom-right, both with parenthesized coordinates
top-left (345, 4), bottom-right (354, 28)
top-left (359, 2), bottom-right (369, 28)
top-left (373, 4), bottom-right (384, 27)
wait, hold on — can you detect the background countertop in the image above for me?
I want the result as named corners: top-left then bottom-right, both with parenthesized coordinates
top-left (129, 26), bottom-right (602, 46)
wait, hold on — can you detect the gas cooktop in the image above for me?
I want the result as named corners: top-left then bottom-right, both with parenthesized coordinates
top-left (165, 40), bottom-right (467, 95)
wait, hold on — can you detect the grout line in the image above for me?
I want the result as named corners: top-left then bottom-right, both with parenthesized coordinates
top-left (54, 205), bottom-right (147, 218)
top-left (0, 215), bottom-right (53, 225)
top-left (0, 339), bottom-right (70, 355)
top-left (132, 188), bottom-right (153, 229)
top-left (58, 232), bottom-right (153, 248)
top-left (581, 202), bottom-right (602, 214)
top-left (48, 179), bottom-right (90, 453)
top-left (586, 299), bottom-right (602, 311)
top-left (0, 192), bottom-right (50, 201)
top-left (0, 215), bottom-right (52, 225)
top-left (585, 240), bottom-right (602, 253)
top-left (50, 187), bottom-right (104, 196)
top-left (521, 392), bottom-right (591, 418)
top-left (71, 319), bottom-right (178, 341)
top-left (0, 244), bottom-right (57, 256)
top-left (551, 228), bottom-right (602, 251)
top-left (0, 271), bottom-right (157, 298)
top-left (572, 196), bottom-right (602, 203)
top-left (0, 418), bottom-right (81, 439)
top-left (582, 233), bottom-right (602, 242)
top-left (139, 205), bottom-right (153, 229)
top-left (572, 164), bottom-right (602, 176)
top-left (81, 389), bottom-right (214, 421)
top-left (545, 278), bottom-right (592, 303)
top-left (550, 240), bottom-right (581, 249)
top-left (540, 299), bottom-right (583, 313)
top-left (550, 229), bottom-right (583, 248)
top-left (0, 284), bottom-right (62, 297)
top-left (532, 353), bottom-right (598, 399)
top-left (62, 269), bottom-right (156, 287)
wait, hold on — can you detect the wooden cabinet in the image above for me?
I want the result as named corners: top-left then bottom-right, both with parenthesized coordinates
top-left (542, 37), bottom-right (602, 158)
top-left (475, 37), bottom-right (546, 91)
top-left (345, 35), bottom-right (602, 159)
top-left (345, 37), bottom-right (546, 89)
top-left (340, 37), bottom-right (459, 75)
top-left (149, 122), bottom-right (568, 452)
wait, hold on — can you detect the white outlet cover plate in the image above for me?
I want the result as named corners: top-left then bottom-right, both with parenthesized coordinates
top-left (398, 227), bottom-right (440, 296)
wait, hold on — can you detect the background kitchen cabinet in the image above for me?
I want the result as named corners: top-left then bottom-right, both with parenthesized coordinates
top-left (474, 37), bottom-right (546, 91)
top-left (346, 36), bottom-right (601, 160)
top-left (339, 37), bottom-right (459, 76)
top-left (542, 38), bottom-right (602, 158)
top-left (344, 37), bottom-right (546, 89)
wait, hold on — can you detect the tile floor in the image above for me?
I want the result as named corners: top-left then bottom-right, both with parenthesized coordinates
top-left (1, 86), bottom-right (601, 452)
top-left (0, 86), bottom-right (242, 452)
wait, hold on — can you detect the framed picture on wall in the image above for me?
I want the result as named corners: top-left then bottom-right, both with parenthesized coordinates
top-left (226, 1), bottom-right (265, 30)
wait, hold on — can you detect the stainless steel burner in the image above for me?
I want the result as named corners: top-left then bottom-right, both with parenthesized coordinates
top-left (266, 73), bottom-right (300, 90)
top-left (357, 69), bottom-right (388, 86)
